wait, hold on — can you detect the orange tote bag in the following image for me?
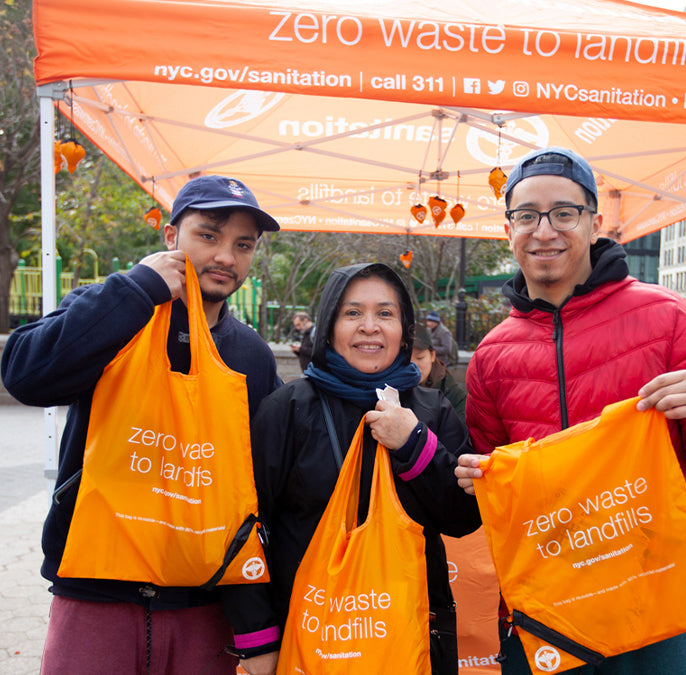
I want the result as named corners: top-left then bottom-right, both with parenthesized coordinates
top-left (58, 255), bottom-right (268, 588)
top-left (277, 419), bottom-right (431, 675)
top-left (474, 397), bottom-right (686, 673)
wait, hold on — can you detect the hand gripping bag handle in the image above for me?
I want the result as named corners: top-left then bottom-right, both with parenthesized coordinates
top-left (152, 254), bottom-right (233, 374)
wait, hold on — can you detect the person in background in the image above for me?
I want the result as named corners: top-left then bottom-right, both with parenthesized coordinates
top-left (455, 146), bottom-right (686, 674)
top-left (227, 262), bottom-right (481, 675)
top-left (1, 175), bottom-right (282, 675)
top-left (290, 311), bottom-right (314, 372)
top-left (411, 323), bottom-right (467, 421)
top-left (425, 310), bottom-right (456, 367)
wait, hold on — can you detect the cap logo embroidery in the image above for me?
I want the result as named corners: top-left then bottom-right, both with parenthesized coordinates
top-left (228, 180), bottom-right (245, 198)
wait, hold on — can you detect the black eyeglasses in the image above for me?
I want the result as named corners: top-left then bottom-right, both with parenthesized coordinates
top-left (505, 205), bottom-right (596, 233)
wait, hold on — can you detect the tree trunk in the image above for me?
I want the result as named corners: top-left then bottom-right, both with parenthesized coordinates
top-left (0, 242), bottom-right (18, 334)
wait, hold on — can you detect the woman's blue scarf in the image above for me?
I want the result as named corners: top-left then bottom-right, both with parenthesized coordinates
top-left (304, 347), bottom-right (421, 408)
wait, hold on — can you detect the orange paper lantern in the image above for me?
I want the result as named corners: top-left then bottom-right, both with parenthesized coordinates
top-left (450, 203), bottom-right (466, 224)
top-left (488, 167), bottom-right (508, 199)
top-left (399, 250), bottom-right (413, 269)
top-left (428, 195), bottom-right (447, 226)
top-left (54, 141), bottom-right (66, 174)
top-left (144, 207), bottom-right (162, 230)
top-left (59, 139), bottom-right (86, 174)
top-left (410, 204), bottom-right (428, 224)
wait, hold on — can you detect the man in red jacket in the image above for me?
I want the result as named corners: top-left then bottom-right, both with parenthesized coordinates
top-left (456, 146), bottom-right (686, 674)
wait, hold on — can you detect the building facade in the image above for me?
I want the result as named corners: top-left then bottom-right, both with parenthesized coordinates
top-left (658, 219), bottom-right (686, 295)
top-left (623, 230), bottom-right (661, 285)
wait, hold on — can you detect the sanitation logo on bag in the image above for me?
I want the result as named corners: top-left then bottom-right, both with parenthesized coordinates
top-left (243, 557), bottom-right (266, 581)
top-left (535, 646), bottom-right (561, 672)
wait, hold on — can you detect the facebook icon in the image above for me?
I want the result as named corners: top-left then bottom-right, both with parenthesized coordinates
top-left (463, 78), bottom-right (481, 94)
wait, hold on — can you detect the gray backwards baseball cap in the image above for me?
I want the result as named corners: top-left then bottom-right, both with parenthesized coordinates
top-left (504, 147), bottom-right (598, 204)
top-left (170, 175), bottom-right (280, 233)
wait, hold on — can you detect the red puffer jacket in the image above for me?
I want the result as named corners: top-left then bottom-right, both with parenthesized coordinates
top-left (467, 241), bottom-right (686, 470)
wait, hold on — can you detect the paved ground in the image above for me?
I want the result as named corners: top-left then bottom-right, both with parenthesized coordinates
top-left (0, 404), bottom-right (60, 674)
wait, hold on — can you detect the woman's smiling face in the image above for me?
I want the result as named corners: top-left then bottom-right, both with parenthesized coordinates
top-left (331, 276), bottom-right (404, 374)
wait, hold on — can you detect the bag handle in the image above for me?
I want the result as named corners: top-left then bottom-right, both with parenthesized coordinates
top-left (145, 254), bottom-right (209, 375)
top-left (316, 390), bottom-right (364, 530)
top-left (323, 418), bottom-right (422, 573)
top-left (317, 389), bottom-right (344, 471)
top-left (512, 609), bottom-right (605, 666)
top-left (184, 255), bottom-right (216, 376)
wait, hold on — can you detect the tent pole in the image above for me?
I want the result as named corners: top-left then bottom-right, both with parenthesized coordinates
top-left (455, 238), bottom-right (468, 349)
top-left (38, 85), bottom-right (60, 486)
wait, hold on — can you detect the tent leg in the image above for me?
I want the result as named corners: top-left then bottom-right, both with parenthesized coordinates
top-left (39, 89), bottom-right (59, 486)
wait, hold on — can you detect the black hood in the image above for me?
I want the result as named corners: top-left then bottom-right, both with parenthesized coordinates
top-left (503, 237), bottom-right (629, 312)
top-left (311, 263), bottom-right (415, 369)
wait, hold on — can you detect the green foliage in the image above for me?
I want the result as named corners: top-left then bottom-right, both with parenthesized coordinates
top-left (467, 292), bottom-right (510, 313)
top-left (55, 139), bottom-right (168, 277)
top-left (0, 0), bottom-right (41, 330)
top-left (252, 229), bottom-right (513, 342)
top-left (11, 132), bottom-right (169, 279)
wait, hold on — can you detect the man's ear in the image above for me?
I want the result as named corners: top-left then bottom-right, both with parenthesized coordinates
top-left (590, 212), bottom-right (603, 245)
top-left (163, 223), bottom-right (178, 251)
top-left (505, 222), bottom-right (515, 252)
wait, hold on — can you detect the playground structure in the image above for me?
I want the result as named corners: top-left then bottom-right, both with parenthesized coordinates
top-left (9, 256), bottom-right (262, 332)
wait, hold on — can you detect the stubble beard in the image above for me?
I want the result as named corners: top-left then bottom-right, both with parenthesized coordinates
top-left (199, 267), bottom-right (245, 304)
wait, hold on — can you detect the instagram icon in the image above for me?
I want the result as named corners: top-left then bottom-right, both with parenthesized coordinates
top-left (513, 81), bottom-right (529, 97)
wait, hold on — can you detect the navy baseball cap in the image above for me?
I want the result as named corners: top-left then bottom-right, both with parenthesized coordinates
top-left (504, 147), bottom-right (598, 204)
top-left (170, 175), bottom-right (280, 233)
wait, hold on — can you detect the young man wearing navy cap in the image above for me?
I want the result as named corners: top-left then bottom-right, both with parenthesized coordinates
top-left (2, 175), bottom-right (282, 674)
top-left (455, 147), bottom-right (686, 673)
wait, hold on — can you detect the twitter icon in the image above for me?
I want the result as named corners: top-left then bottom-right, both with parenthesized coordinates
top-left (488, 80), bottom-right (506, 95)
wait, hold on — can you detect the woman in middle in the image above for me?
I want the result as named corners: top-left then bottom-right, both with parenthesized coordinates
top-left (228, 262), bottom-right (481, 675)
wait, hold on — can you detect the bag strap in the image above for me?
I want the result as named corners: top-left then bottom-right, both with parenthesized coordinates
top-left (317, 389), bottom-right (344, 471)
top-left (200, 513), bottom-right (263, 590)
top-left (511, 609), bottom-right (605, 666)
top-left (184, 255), bottom-right (208, 375)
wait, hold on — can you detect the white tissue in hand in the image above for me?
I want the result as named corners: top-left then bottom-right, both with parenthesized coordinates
top-left (375, 384), bottom-right (400, 406)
